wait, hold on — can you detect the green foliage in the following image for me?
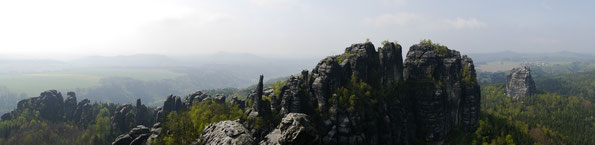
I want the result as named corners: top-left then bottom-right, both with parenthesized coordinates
top-left (0, 104), bottom-right (117, 145)
top-left (154, 100), bottom-right (244, 145)
top-left (480, 83), bottom-right (595, 145)
top-left (332, 75), bottom-right (373, 110)
top-left (419, 39), bottom-right (449, 56)
top-left (271, 80), bottom-right (286, 100)
top-left (335, 53), bottom-right (352, 64)
top-left (535, 71), bottom-right (595, 102)
top-left (448, 113), bottom-right (533, 145)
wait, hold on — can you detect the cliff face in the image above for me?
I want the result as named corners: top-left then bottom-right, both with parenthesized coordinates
top-left (403, 43), bottom-right (481, 143)
top-left (506, 67), bottom-right (536, 99)
top-left (246, 41), bottom-right (481, 144)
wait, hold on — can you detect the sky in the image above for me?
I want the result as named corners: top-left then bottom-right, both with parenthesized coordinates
top-left (0, 0), bottom-right (594, 60)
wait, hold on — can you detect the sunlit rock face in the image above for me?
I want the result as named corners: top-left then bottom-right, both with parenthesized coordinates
top-left (506, 66), bottom-right (536, 99)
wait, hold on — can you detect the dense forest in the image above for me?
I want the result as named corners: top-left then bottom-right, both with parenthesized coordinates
top-left (448, 70), bottom-right (594, 145)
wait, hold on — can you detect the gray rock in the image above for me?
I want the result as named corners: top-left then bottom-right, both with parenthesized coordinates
top-left (403, 43), bottom-right (481, 143)
top-left (506, 66), bottom-right (536, 99)
top-left (260, 113), bottom-right (319, 145)
top-left (200, 120), bottom-right (254, 145)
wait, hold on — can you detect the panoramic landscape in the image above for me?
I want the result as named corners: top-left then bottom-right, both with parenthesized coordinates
top-left (1, 0), bottom-right (594, 145)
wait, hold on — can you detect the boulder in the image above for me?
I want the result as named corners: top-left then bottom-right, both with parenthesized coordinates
top-left (200, 120), bottom-right (254, 145)
top-left (260, 113), bottom-right (319, 145)
top-left (112, 125), bottom-right (151, 145)
top-left (506, 66), bottom-right (536, 99)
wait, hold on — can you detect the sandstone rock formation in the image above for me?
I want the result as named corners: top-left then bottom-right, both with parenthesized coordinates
top-left (200, 120), bottom-right (254, 145)
top-left (112, 125), bottom-right (151, 145)
top-left (506, 66), bottom-right (536, 99)
top-left (260, 113), bottom-right (319, 145)
top-left (403, 43), bottom-right (481, 143)
top-left (64, 92), bottom-right (77, 120)
top-left (256, 41), bottom-right (481, 144)
top-left (113, 40), bottom-right (482, 145)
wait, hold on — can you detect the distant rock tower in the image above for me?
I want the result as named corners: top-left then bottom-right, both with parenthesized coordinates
top-left (506, 67), bottom-right (536, 99)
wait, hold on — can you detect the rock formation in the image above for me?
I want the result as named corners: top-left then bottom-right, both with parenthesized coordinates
top-left (403, 43), bottom-right (481, 143)
top-left (112, 40), bottom-right (481, 145)
top-left (64, 92), bottom-right (77, 120)
top-left (200, 120), bottom-right (254, 145)
top-left (257, 41), bottom-right (480, 144)
top-left (16, 90), bottom-right (65, 121)
top-left (506, 66), bottom-right (536, 99)
top-left (246, 75), bottom-right (272, 118)
top-left (260, 113), bottom-right (319, 145)
top-left (112, 125), bottom-right (151, 145)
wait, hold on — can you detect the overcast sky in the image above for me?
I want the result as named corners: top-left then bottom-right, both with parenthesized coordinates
top-left (1, 0), bottom-right (593, 60)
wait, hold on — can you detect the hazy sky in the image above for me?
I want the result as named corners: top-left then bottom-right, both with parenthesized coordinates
top-left (1, 0), bottom-right (593, 60)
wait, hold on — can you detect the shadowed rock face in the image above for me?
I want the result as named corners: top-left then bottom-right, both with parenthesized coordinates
top-left (16, 90), bottom-right (64, 121)
top-left (506, 67), bottom-right (536, 99)
top-left (403, 43), bottom-right (481, 143)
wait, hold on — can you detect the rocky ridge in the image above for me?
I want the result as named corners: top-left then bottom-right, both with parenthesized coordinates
top-left (110, 40), bottom-right (481, 145)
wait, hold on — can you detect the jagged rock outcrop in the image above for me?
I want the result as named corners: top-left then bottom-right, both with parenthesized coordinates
top-left (1, 113), bottom-right (11, 121)
top-left (16, 90), bottom-right (64, 121)
top-left (279, 71), bottom-right (315, 116)
top-left (145, 123), bottom-right (163, 145)
top-left (506, 66), bottom-right (536, 99)
top-left (254, 41), bottom-right (480, 145)
top-left (230, 96), bottom-right (246, 109)
top-left (378, 42), bottom-right (403, 85)
top-left (64, 92), bottom-right (77, 120)
top-left (402, 43), bottom-right (481, 143)
top-left (260, 113), bottom-right (319, 145)
top-left (162, 94), bottom-right (184, 115)
top-left (200, 120), bottom-right (254, 145)
top-left (246, 75), bottom-right (272, 118)
top-left (112, 104), bottom-right (135, 134)
top-left (112, 40), bottom-right (480, 145)
top-left (71, 98), bottom-right (93, 125)
top-left (112, 125), bottom-right (151, 145)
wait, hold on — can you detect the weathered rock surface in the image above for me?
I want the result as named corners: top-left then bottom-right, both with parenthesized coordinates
top-left (260, 113), bottom-right (319, 145)
top-left (506, 66), bottom-right (536, 99)
top-left (402, 43), bottom-right (482, 143)
top-left (112, 125), bottom-right (151, 145)
top-left (200, 120), bottom-right (254, 145)
top-left (246, 75), bottom-right (272, 118)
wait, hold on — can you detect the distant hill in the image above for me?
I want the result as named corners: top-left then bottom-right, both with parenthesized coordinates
top-left (469, 51), bottom-right (594, 65)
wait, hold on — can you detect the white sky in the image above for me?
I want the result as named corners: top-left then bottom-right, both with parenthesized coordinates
top-left (1, 0), bottom-right (594, 60)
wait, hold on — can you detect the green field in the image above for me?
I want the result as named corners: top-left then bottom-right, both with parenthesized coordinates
top-left (476, 61), bottom-right (522, 72)
top-left (0, 69), bottom-right (185, 97)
